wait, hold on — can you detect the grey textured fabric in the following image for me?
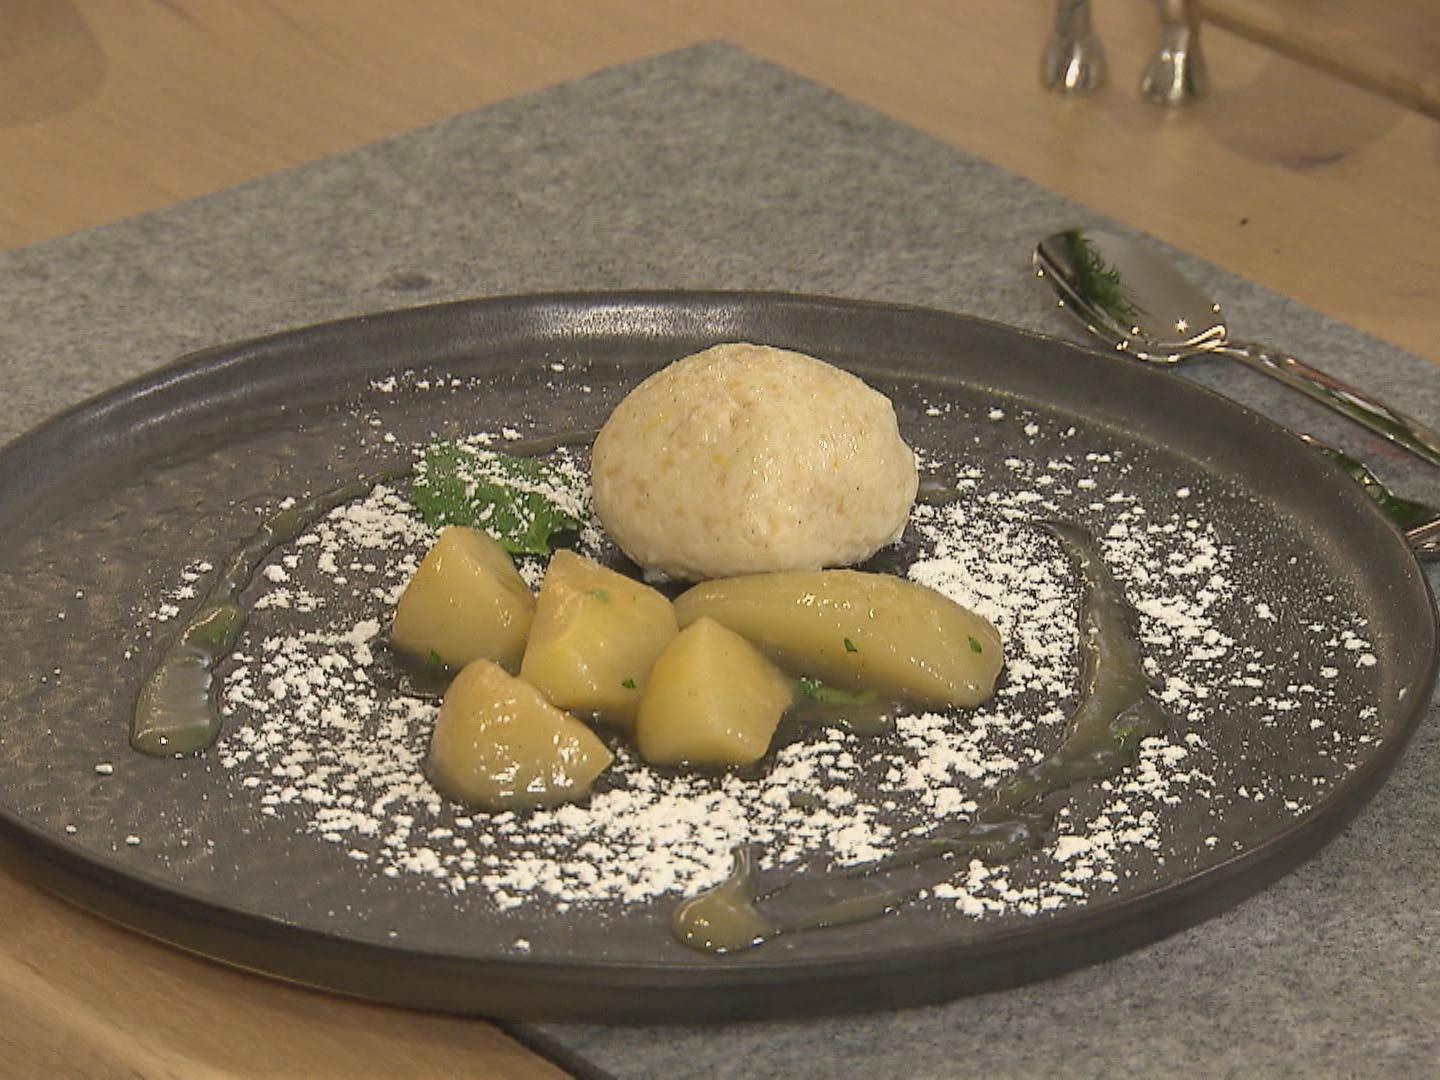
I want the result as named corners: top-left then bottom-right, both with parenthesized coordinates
top-left (3, 42), bottom-right (1436, 1078)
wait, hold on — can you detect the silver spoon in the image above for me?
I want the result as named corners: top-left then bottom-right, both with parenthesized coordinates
top-left (1301, 437), bottom-right (1440, 560)
top-left (1033, 228), bottom-right (1440, 469)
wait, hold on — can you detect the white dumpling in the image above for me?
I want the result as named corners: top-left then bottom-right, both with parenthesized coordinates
top-left (591, 342), bottom-right (918, 580)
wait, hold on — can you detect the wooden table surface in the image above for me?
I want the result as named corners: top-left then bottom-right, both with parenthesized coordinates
top-left (3, 1), bottom-right (1436, 1075)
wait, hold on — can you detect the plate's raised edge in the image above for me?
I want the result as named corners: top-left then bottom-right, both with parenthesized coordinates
top-left (0, 700), bottom-right (1423, 1023)
top-left (0, 287), bottom-right (1249, 465)
top-left (0, 290), bottom-right (1435, 1021)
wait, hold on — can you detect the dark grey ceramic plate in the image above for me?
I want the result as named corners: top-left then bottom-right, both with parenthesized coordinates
top-left (0, 292), bottom-right (1432, 1022)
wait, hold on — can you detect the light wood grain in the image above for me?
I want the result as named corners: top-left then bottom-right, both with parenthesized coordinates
top-left (2, 2), bottom-right (1438, 368)
top-left (0, 863), bottom-right (566, 1079)
top-left (1, 1), bottom-right (1438, 1075)
top-left (1203, 0), bottom-right (1440, 120)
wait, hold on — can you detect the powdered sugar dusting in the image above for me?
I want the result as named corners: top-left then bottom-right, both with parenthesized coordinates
top-left (131, 399), bottom-right (1392, 941)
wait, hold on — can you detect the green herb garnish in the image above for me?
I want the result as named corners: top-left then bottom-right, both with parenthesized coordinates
top-left (589, 588), bottom-right (610, 602)
top-left (1063, 230), bottom-right (1143, 326)
top-left (1310, 443), bottom-right (1436, 531)
top-left (967, 635), bottom-right (984, 654)
top-left (188, 604), bottom-right (240, 650)
top-left (411, 442), bottom-right (588, 556)
top-left (843, 637), bottom-right (859, 654)
top-left (621, 677), bottom-right (637, 690)
top-left (796, 677), bottom-right (875, 706)
top-left (426, 649), bottom-right (445, 669)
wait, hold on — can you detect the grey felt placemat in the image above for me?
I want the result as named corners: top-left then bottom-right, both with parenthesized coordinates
top-left (3, 41), bottom-right (1438, 1079)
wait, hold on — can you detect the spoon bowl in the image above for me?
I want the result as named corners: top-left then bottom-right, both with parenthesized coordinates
top-left (1034, 228), bottom-right (1440, 468)
top-left (1035, 229), bottom-right (1225, 360)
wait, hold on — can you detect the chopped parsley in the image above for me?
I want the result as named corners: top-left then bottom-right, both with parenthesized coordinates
top-left (189, 605), bottom-right (239, 649)
top-left (411, 442), bottom-right (588, 556)
top-left (795, 677), bottom-right (874, 706)
top-left (843, 637), bottom-right (859, 654)
top-left (1062, 230), bottom-right (1143, 325)
top-left (426, 649), bottom-right (445, 669)
top-left (968, 635), bottom-right (984, 654)
top-left (621, 678), bottom-right (637, 690)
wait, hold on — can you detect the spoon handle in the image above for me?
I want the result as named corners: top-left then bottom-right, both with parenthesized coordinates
top-left (1216, 341), bottom-right (1440, 469)
top-left (1405, 516), bottom-right (1440, 558)
top-left (1303, 435), bottom-right (1440, 560)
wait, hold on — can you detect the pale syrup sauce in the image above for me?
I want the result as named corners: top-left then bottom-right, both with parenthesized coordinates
top-left (674, 521), bottom-right (1168, 953)
top-left (131, 445), bottom-right (1163, 957)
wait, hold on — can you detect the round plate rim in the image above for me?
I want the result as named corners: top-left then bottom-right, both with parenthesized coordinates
top-left (0, 289), bottom-right (1433, 1021)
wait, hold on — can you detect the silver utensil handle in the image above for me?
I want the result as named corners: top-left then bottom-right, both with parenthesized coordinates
top-left (1042, 0), bottom-right (1107, 94)
top-left (1217, 342), bottom-right (1440, 469)
top-left (1405, 515), bottom-right (1440, 558)
top-left (1302, 434), bottom-right (1440, 561)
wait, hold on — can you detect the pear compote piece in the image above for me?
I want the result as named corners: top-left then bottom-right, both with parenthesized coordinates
top-left (391, 525), bottom-right (536, 672)
top-left (673, 569), bottom-right (1003, 709)
top-left (426, 659), bottom-right (613, 811)
top-left (520, 550), bottom-right (679, 726)
top-left (634, 617), bottom-right (794, 767)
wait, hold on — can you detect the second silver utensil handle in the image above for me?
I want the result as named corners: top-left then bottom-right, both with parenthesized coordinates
top-left (1405, 515), bottom-right (1440, 557)
top-left (1217, 341), bottom-right (1440, 469)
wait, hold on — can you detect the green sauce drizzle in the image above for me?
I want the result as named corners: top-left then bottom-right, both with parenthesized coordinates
top-left (131, 474), bottom-right (397, 757)
top-left (673, 520), bottom-right (1170, 954)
